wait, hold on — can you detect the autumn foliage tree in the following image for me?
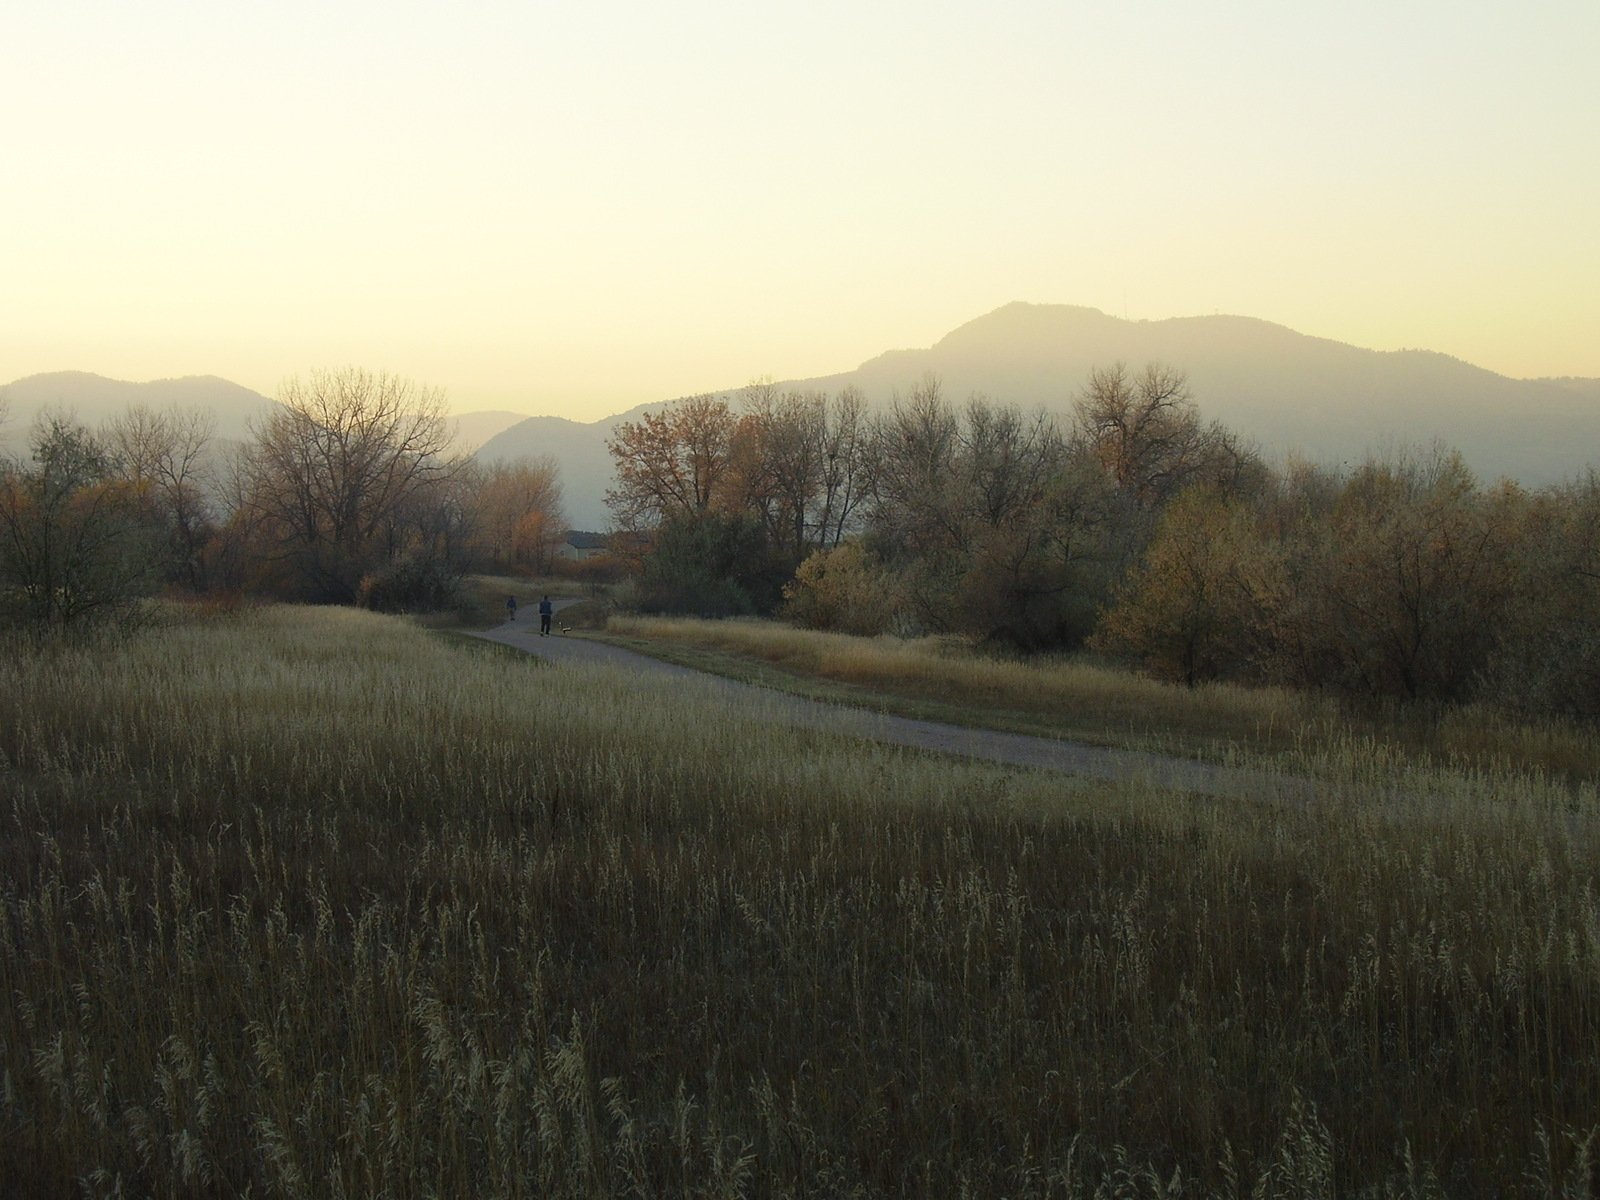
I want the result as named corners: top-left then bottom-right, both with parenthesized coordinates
top-left (1097, 448), bottom-right (1527, 701)
top-left (605, 395), bottom-right (740, 528)
top-left (607, 389), bottom-right (874, 614)
top-left (1091, 487), bottom-right (1254, 685)
top-left (467, 456), bottom-right (567, 573)
top-left (782, 539), bottom-right (903, 636)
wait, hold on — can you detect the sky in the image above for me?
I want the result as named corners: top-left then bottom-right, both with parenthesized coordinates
top-left (4, 0), bottom-right (1597, 420)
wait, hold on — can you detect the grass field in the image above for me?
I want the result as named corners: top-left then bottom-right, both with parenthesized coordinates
top-left (600, 614), bottom-right (1600, 784)
top-left (2, 605), bottom-right (1598, 1196)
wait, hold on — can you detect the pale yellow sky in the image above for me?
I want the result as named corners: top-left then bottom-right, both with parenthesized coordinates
top-left (4, 0), bottom-right (1597, 419)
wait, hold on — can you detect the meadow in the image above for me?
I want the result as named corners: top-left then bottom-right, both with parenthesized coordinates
top-left (602, 614), bottom-right (1600, 782)
top-left (2, 605), bottom-right (1598, 1196)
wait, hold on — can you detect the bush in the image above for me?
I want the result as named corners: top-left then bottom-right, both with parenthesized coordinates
top-left (0, 418), bottom-right (163, 632)
top-left (782, 541), bottom-right (902, 636)
top-left (1091, 488), bottom-right (1252, 685)
top-left (1480, 475), bottom-right (1600, 716)
top-left (357, 556), bottom-right (462, 613)
top-left (632, 511), bottom-right (786, 618)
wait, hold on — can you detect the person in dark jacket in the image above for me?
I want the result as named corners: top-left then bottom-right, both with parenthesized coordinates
top-left (538, 595), bottom-right (553, 636)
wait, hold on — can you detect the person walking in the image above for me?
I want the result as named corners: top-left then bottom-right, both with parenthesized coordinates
top-left (538, 595), bottom-right (554, 636)
top-left (506, 594), bottom-right (518, 622)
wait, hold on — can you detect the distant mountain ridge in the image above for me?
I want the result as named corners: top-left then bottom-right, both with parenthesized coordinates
top-left (448, 410), bottom-right (531, 454)
top-left (0, 372), bottom-right (280, 445)
top-left (10, 305), bottom-right (1598, 530)
top-left (481, 303), bottom-right (1600, 527)
top-left (782, 303), bottom-right (1597, 486)
top-left (0, 373), bottom-right (536, 454)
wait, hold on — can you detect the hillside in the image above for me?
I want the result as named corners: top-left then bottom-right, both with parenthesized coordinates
top-left (0, 372), bottom-right (279, 448)
top-left (475, 410), bottom-right (647, 530)
top-left (447, 410), bottom-right (534, 454)
top-left (788, 303), bottom-right (1599, 484)
top-left (11, 308), bottom-right (1597, 529)
top-left (483, 304), bottom-right (1600, 528)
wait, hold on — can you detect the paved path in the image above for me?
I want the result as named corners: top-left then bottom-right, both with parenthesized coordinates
top-left (473, 606), bottom-right (1312, 802)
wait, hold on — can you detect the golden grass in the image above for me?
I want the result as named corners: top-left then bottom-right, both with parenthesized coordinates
top-left (603, 614), bottom-right (1600, 782)
top-left (2, 606), bottom-right (1598, 1196)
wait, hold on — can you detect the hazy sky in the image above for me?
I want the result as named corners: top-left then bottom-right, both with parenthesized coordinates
top-left (5, 0), bottom-right (1597, 419)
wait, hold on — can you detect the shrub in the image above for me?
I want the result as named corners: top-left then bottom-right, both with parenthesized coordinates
top-left (357, 555), bottom-right (462, 613)
top-left (782, 540), bottom-right (902, 635)
top-left (632, 511), bottom-right (785, 617)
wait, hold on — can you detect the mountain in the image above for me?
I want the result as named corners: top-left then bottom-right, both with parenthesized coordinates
top-left (13, 308), bottom-right (1598, 529)
top-left (448, 410), bottom-right (533, 454)
top-left (0, 376), bottom-right (559, 458)
top-left (0, 372), bottom-right (280, 448)
top-left (482, 304), bottom-right (1600, 528)
top-left (476, 410), bottom-right (650, 531)
top-left (783, 303), bottom-right (1600, 486)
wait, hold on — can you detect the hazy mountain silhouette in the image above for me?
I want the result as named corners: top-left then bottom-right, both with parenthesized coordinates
top-left (484, 303), bottom-right (1599, 528)
top-left (0, 372), bottom-right (279, 448)
top-left (785, 303), bottom-right (1599, 485)
top-left (476, 410), bottom-right (652, 532)
top-left (448, 410), bottom-right (532, 454)
top-left (13, 306), bottom-right (1598, 530)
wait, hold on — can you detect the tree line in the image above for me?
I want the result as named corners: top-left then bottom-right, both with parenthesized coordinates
top-left (608, 368), bottom-right (1600, 716)
top-left (603, 365), bottom-right (1256, 639)
top-left (9, 360), bottom-right (1593, 719)
top-left (0, 368), bottom-right (567, 629)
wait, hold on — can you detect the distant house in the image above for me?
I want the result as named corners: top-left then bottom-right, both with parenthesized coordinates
top-left (555, 531), bottom-right (609, 562)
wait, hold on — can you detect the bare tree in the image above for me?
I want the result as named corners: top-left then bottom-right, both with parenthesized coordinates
top-left (870, 376), bottom-right (964, 561)
top-left (103, 405), bottom-right (216, 590)
top-left (1075, 363), bottom-right (1260, 509)
top-left (737, 383), bottom-right (875, 561)
top-left (816, 386), bottom-right (874, 549)
top-left (244, 369), bottom-right (461, 603)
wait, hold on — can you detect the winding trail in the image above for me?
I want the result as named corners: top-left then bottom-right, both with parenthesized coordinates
top-left (472, 605), bottom-right (1313, 802)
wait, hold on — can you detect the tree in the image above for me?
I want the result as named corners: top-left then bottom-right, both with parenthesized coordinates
top-left (102, 404), bottom-right (217, 591)
top-left (0, 417), bottom-right (162, 629)
top-left (633, 509), bottom-right (783, 617)
top-left (782, 539), bottom-right (902, 636)
top-left (1092, 487), bottom-right (1255, 685)
top-left (1313, 449), bottom-right (1513, 701)
top-left (866, 380), bottom-right (1120, 646)
top-left (605, 395), bottom-right (739, 528)
top-left (1485, 473), bottom-right (1600, 715)
top-left (737, 382), bottom-right (875, 562)
top-left (1076, 363), bottom-right (1261, 511)
top-left (467, 457), bottom-right (567, 573)
top-left (243, 369), bottom-right (462, 603)
top-left (1150, 448), bottom-right (1522, 703)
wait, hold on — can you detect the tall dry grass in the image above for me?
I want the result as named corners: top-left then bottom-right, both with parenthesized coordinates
top-left (604, 614), bottom-right (1600, 781)
top-left (605, 614), bottom-right (1309, 748)
top-left (2, 607), bottom-right (1598, 1196)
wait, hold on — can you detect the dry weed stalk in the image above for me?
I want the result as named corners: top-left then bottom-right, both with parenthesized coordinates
top-left (1, 606), bottom-right (1597, 1195)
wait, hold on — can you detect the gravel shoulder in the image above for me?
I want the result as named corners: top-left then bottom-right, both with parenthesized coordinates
top-left (470, 612), bottom-right (1313, 802)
